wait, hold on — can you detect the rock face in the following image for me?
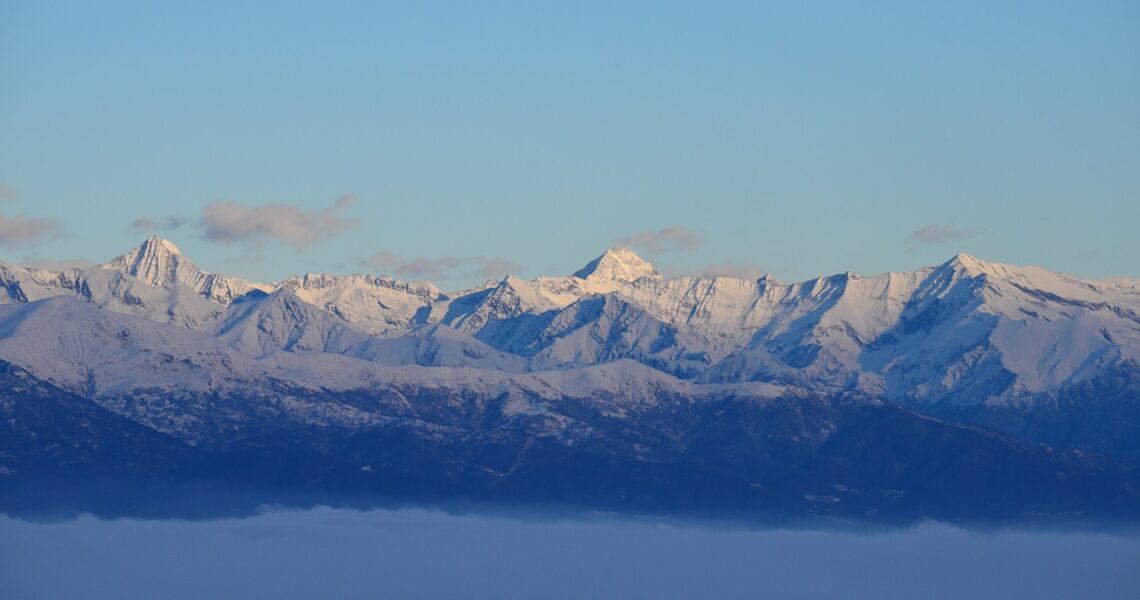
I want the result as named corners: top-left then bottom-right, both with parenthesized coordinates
top-left (1, 237), bottom-right (1138, 520)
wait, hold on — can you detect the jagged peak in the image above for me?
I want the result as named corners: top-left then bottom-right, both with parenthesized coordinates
top-left (280, 272), bottom-right (446, 301)
top-left (143, 234), bottom-right (184, 256)
top-left (493, 274), bottom-right (551, 301)
top-left (100, 235), bottom-right (201, 284)
top-left (262, 286), bottom-right (312, 307)
top-left (935, 252), bottom-right (1104, 297)
top-left (939, 252), bottom-right (1011, 278)
top-left (573, 247), bottom-right (660, 283)
top-left (945, 252), bottom-right (985, 269)
top-left (95, 236), bottom-right (271, 304)
top-left (756, 273), bottom-right (782, 286)
top-left (500, 273), bottom-right (528, 287)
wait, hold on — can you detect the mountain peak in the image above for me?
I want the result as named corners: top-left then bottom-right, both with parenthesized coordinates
top-left (941, 252), bottom-right (995, 275)
top-left (101, 235), bottom-right (198, 283)
top-left (573, 247), bottom-right (660, 283)
top-left (97, 237), bottom-right (271, 304)
top-left (143, 234), bottom-right (183, 256)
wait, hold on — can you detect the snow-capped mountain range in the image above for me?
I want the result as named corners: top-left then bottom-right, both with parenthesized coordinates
top-left (4, 237), bottom-right (1138, 404)
top-left (2, 236), bottom-right (1139, 520)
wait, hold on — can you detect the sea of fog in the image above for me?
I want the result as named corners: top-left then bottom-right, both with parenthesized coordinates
top-left (2, 508), bottom-right (1138, 600)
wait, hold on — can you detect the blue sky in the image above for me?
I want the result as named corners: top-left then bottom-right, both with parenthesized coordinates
top-left (1, 1), bottom-right (1137, 289)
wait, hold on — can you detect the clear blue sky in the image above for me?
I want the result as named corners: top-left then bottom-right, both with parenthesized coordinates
top-left (1, 1), bottom-right (1137, 289)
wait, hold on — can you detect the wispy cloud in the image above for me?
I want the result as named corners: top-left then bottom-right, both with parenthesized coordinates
top-left (0, 213), bottom-right (63, 248)
top-left (909, 223), bottom-right (987, 245)
top-left (365, 252), bottom-right (519, 281)
top-left (129, 216), bottom-right (187, 233)
top-left (0, 184), bottom-right (15, 202)
top-left (616, 225), bottom-right (701, 255)
top-left (201, 195), bottom-right (357, 246)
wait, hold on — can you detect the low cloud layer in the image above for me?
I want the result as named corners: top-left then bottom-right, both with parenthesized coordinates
top-left (366, 252), bottom-right (519, 281)
top-left (617, 225), bottom-right (701, 255)
top-left (1, 509), bottom-right (1136, 600)
top-left (0, 213), bottom-right (63, 248)
top-left (909, 223), bottom-right (987, 245)
top-left (201, 195), bottom-right (357, 246)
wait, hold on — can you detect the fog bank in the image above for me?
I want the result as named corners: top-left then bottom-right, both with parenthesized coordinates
top-left (2, 508), bottom-right (1138, 599)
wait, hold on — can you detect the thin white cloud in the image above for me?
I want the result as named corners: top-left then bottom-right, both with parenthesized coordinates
top-left (365, 252), bottom-right (520, 281)
top-left (0, 184), bottom-right (15, 202)
top-left (909, 223), bottom-right (987, 245)
top-left (200, 195), bottom-right (357, 246)
top-left (129, 216), bottom-right (187, 232)
top-left (616, 225), bottom-right (701, 254)
top-left (0, 213), bottom-right (63, 248)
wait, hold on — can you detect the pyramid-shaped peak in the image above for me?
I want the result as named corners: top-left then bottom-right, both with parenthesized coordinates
top-left (107, 235), bottom-right (186, 267)
top-left (142, 234), bottom-right (184, 256)
top-left (108, 235), bottom-right (183, 261)
top-left (92, 236), bottom-right (270, 304)
top-left (573, 247), bottom-right (660, 283)
top-left (942, 252), bottom-right (992, 273)
top-left (100, 236), bottom-right (204, 288)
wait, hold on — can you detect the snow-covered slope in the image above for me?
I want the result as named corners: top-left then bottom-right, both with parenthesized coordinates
top-left (278, 272), bottom-right (443, 336)
top-left (3, 236), bottom-right (1138, 448)
top-left (0, 297), bottom-right (269, 396)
